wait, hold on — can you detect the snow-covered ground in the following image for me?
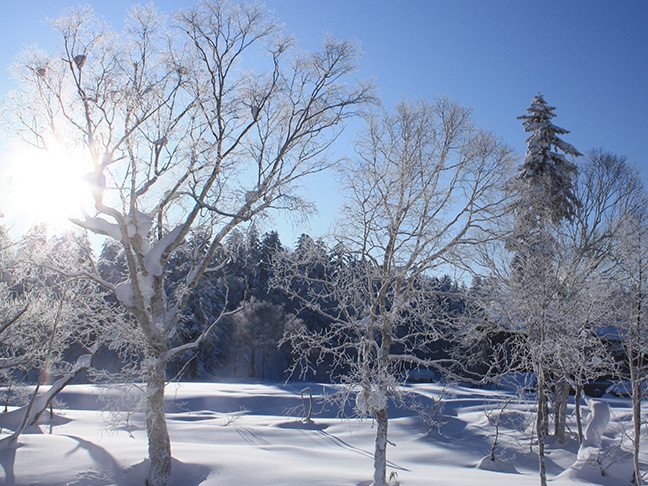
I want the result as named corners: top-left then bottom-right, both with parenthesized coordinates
top-left (0, 382), bottom-right (643, 485)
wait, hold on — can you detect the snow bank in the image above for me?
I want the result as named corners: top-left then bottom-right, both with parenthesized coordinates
top-left (556, 400), bottom-right (615, 484)
top-left (583, 401), bottom-right (610, 448)
top-left (475, 456), bottom-right (519, 474)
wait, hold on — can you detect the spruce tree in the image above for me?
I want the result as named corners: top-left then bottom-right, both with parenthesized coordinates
top-left (515, 93), bottom-right (582, 227)
top-left (511, 94), bottom-right (581, 486)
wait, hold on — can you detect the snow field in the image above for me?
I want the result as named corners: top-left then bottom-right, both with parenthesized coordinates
top-left (0, 382), bottom-right (644, 485)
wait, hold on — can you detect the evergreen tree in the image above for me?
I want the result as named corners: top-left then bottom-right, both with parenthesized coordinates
top-left (256, 231), bottom-right (284, 302)
top-left (167, 232), bottom-right (231, 378)
top-left (508, 94), bottom-right (582, 486)
top-left (514, 93), bottom-right (582, 229)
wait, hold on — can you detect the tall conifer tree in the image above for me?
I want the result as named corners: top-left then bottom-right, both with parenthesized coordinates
top-left (511, 94), bottom-right (581, 486)
top-left (514, 93), bottom-right (582, 228)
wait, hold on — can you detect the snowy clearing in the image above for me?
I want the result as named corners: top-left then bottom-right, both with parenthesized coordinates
top-left (0, 382), bottom-right (643, 485)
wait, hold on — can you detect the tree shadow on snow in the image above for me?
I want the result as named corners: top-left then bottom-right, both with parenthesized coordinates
top-left (121, 458), bottom-right (210, 486)
top-left (0, 443), bottom-right (20, 486)
top-left (10, 436), bottom-right (209, 486)
top-left (406, 409), bottom-right (578, 481)
top-left (0, 408), bottom-right (71, 433)
top-left (65, 435), bottom-right (122, 479)
top-left (277, 419), bottom-right (328, 430)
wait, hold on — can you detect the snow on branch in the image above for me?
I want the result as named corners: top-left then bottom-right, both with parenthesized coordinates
top-left (71, 216), bottom-right (123, 241)
top-left (144, 225), bottom-right (184, 277)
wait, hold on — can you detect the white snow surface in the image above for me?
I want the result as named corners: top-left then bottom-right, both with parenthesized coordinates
top-left (0, 382), bottom-right (642, 486)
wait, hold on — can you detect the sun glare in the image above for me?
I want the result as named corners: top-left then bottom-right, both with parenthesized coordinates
top-left (3, 143), bottom-right (95, 232)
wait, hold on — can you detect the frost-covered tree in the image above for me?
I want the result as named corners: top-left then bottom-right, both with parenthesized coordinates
top-left (475, 148), bottom-right (643, 477)
top-left (0, 2), bottom-right (372, 484)
top-left (0, 228), bottom-right (117, 449)
top-left (553, 149), bottom-right (640, 444)
top-left (278, 97), bottom-right (513, 486)
top-left (514, 93), bottom-right (582, 227)
top-left (0, 229), bottom-right (98, 378)
top-left (229, 297), bottom-right (301, 379)
top-left (605, 164), bottom-right (648, 485)
top-left (504, 94), bottom-right (582, 486)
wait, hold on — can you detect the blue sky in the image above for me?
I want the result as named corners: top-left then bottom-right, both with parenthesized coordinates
top-left (1, 1), bottom-right (646, 246)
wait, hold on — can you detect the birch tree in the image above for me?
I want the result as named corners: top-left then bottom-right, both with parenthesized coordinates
top-left (1, 3), bottom-right (372, 485)
top-left (552, 149), bottom-right (640, 444)
top-left (607, 164), bottom-right (648, 485)
top-left (279, 97), bottom-right (513, 486)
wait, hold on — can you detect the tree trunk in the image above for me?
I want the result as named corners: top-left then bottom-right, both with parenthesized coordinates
top-left (373, 408), bottom-right (389, 486)
top-left (631, 356), bottom-right (642, 486)
top-left (145, 350), bottom-right (172, 486)
top-left (542, 388), bottom-right (549, 438)
top-left (537, 370), bottom-right (548, 486)
top-left (249, 346), bottom-right (256, 379)
top-left (554, 378), bottom-right (569, 444)
top-left (261, 347), bottom-right (267, 380)
top-left (575, 384), bottom-right (583, 445)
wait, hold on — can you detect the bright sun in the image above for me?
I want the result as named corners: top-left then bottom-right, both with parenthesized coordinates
top-left (3, 143), bottom-right (95, 232)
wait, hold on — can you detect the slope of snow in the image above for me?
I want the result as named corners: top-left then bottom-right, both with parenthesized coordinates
top-left (0, 382), bottom-right (643, 485)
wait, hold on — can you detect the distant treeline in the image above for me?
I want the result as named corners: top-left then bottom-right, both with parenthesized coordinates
top-left (94, 228), bottom-right (468, 382)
